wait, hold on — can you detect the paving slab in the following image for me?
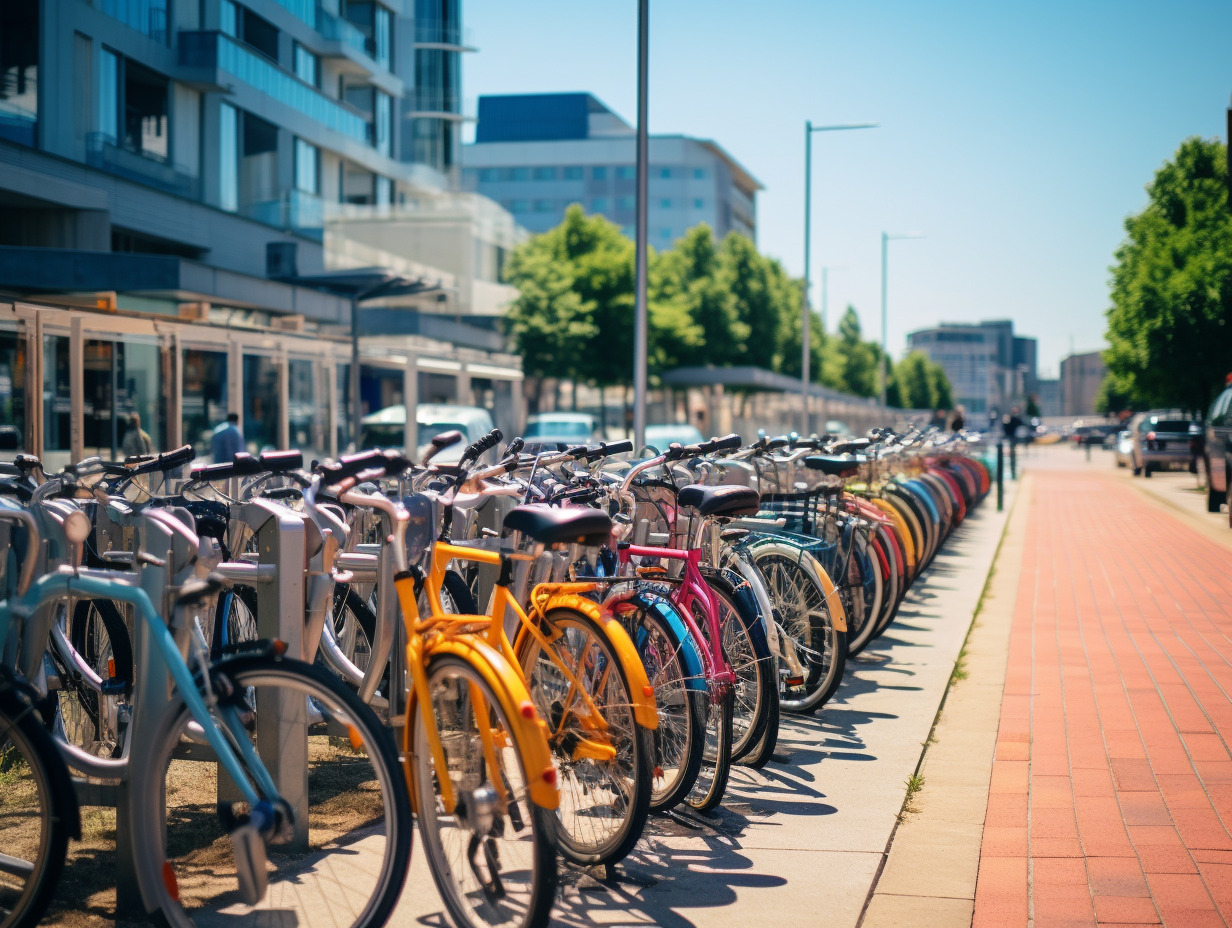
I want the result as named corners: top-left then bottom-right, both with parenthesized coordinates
top-left (381, 474), bottom-right (1016, 928)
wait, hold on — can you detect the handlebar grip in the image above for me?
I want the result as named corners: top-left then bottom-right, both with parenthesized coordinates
top-left (505, 437), bottom-right (525, 457)
top-left (462, 428), bottom-right (503, 463)
top-left (229, 453), bottom-right (265, 477)
top-left (258, 450), bottom-right (304, 472)
top-left (711, 433), bottom-right (742, 452)
top-left (319, 448), bottom-right (386, 484)
top-left (587, 439), bottom-right (633, 461)
top-left (766, 437), bottom-right (789, 451)
top-left (158, 444), bottom-right (195, 471)
top-left (190, 461), bottom-right (235, 482)
top-left (565, 444), bottom-right (589, 459)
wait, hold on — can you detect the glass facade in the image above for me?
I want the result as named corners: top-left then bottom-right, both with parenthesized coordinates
top-left (293, 44), bottom-right (319, 86)
top-left (374, 5), bottom-right (392, 68)
top-left (100, 0), bottom-right (168, 43)
top-left (0, 327), bottom-right (26, 452)
top-left (0, 1), bottom-right (38, 147)
top-left (219, 102), bottom-right (238, 211)
top-left (182, 349), bottom-right (228, 459)
top-left (376, 91), bottom-right (392, 156)
top-left (97, 49), bottom-right (119, 142)
top-left (242, 354), bottom-right (281, 453)
top-left (295, 138), bottom-right (319, 193)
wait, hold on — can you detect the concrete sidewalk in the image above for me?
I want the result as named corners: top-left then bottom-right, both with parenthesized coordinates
top-left (383, 476), bottom-right (1016, 927)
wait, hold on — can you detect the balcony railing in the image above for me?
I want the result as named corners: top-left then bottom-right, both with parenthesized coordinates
top-left (179, 32), bottom-right (371, 145)
top-left (85, 132), bottom-right (201, 199)
top-left (414, 21), bottom-right (473, 46)
top-left (315, 7), bottom-right (372, 59)
top-left (98, 0), bottom-right (168, 43)
top-left (0, 100), bottom-right (36, 147)
top-left (242, 190), bottom-right (324, 236)
top-left (411, 87), bottom-right (462, 115)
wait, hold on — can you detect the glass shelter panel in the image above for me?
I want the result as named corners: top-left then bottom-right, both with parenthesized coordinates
top-left (182, 348), bottom-right (228, 460)
top-left (288, 358), bottom-right (322, 460)
top-left (242, 354), bottom-right (281, 453)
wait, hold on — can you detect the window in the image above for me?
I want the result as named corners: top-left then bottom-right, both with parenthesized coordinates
top-left (97, 49), bottom-right (119, 142)
top-left (123, 60), bottom-right (169, 160)
top-left (478, 168), bottom-right (499, 182)
top-left (373, 4), bottom-right (392, 68)
top-left (293, 44), bottom-right (319, 85)
top-left (510, 199), bottom-right (529, 212)
top-left (0, 1), bottom-right (38, 147)
top-left (511, 167), bottom-right (530, 181)
top-left (219, 102), bottom-right (238, 211)
top-left (376, 175), bottom-right (392, 205)
top-left (375, 91), bottom-right (392, 155)
top-left (100, 0), bottom-right (167, 42)
top-left (532, 166), bottom-right (556, 181)
top-left (242, 354), bottom-right (280, 454)
top-left (617, 195), bottom-right (635, 210)
top-left (563, 166), bottom-right (583, 181)
top-left (616, 165), bottom-right (636, 180)
top-left (0, 325), bottom-right (26, 453)
top-left (294, 138), bottom-right (319, 193)
top-left (660, 198), bottom-right (671, 209)
top-left (660, 228), bottom-right (672, 240)
top-left (182, 349), bottom-right (228, 459)
top-left (693, 168), bottom-right (706, 179)
top-left (532, 199), bottom-right (553, 212)
top-left (694, 198), bottom-right (705, 209)
top-left (659, 167), bottom-right (671, 179)
top-left (590, 196), bottom-right (609, 212)
top-left (220, 0), bottom-right (237, 36)
top-left (592, 166), bottom-right (607, 181)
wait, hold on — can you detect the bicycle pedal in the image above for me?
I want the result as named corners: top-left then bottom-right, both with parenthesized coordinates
top-left (783, 675), bottom-right (804, 687)
top-left (229, 823), bottom-right (269, 905)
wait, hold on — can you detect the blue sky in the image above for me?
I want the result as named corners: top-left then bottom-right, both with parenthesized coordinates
top-left (463, 0), bottom-right (1232, 377)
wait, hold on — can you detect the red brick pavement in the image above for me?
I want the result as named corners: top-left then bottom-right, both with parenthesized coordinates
top-left (973, 469), bottom-right (1232, 928)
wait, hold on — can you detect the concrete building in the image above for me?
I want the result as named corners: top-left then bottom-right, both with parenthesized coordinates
top-left (1060, 350), bottom-right (1107, 417)
top-left (462, 93), bottom-right (761, 245)
top-left (1034, 378), bottom-right (1062, 417)
top-left (0, 0), bottom-right (524, 463)
top-left (907, 319), bottom-right (1038, 418)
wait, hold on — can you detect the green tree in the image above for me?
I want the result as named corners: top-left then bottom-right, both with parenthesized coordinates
top-left (928, 362), bottom-right (954, 410)
top-left (893, 351), bottom-right (940, 409)
top-left (720, 233), bottom-right (784, 370)
top-left (653, 225), bottom-right (748, 368)
top-left (836, 306), bottom-right (881, 398)
top-left (1105, 137), bottom-right (1232, 414)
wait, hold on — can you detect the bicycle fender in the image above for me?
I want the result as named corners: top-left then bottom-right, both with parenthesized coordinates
top-left (702, 565), bottom-right (771, 656)
top-left (537, 589), bottom-right (659, 731)
top-left (605, 588), bottom-right (708, 694)
top-left (798, 548), bottom-right (848, 634)
top-left (416, 636), bottom-right (561, 811)
top-left (872, 498), bottom-right (916, 573)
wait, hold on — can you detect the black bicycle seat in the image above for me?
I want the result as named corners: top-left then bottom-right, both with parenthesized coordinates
top-left (804, 455), bottom-right (865, 476)
top-left (503, 504), bottom-right (612, 547)
top-left (676, 484), bottom-right (761, 518)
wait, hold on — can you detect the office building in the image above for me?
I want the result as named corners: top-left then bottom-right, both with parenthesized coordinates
top-left (0, 0), bottom-right (523, 464)
top-left (1060, 350), bottom-right (1107, 417)
top-left (907, 319), bottom-right (1039, 417)
top-left (463, 93), bottom-right (760, 245)
top-left (1034, 378), bottom-right (1061, 417)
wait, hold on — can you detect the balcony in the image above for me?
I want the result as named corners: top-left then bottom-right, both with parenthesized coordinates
top-left (315, 7), bottom-right (371, 60)
top-left (242, 190), bottom-right (324, 239)
top-left (85, 133), bottom-right (201, 199)
top-left (0, 100), bottom-right (36, 148)
top-left (178, 32), bottom-right (372, 146)
top-left (413, 21), bottom-right (475, 49)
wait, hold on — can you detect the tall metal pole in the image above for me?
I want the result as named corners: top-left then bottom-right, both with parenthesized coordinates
top-left (800, 122), bottom-right (813, 434)
top-left (821, 266), bottom-right (829, 334)
top-left (350, 295), bottom-right (361, 452)
top-left (879, 231), bottom-right (888, 416)
top-left (632, 0), bottom-right (649, 450)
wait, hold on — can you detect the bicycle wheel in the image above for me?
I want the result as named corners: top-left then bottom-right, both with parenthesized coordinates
top-left (409, 655), bottom-right (558, 928)
top-left (738, 677), bottom-right (780, 770)
top-left (329, 585), bottom-right (377, 676)
top-left (211, 585), bottom-right (259, 656)
top-left (843, 536), bottom-right (882, 657)
top-left (0, 689), bottom-right (78, 928)
top-left (753, 548), bottom-right (847, 714)
top-left (701, 571), bottom-right (772, 762)
top-left (54, 597), bottom-right (132, 757)
top-left (617, 596), bottom-right (706, 810)
top-left (517, 608), bottom-right (652, 868)
top-left (141, 655), bottom-right (412, 928)
top-left (686, 687), bottom-right (733, 814)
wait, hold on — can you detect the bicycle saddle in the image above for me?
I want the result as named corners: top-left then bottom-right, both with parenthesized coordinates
top-left (503, 504), bottom-right (612, 547)
top-left (676, 484), bottom-right (761, 518)
top-left (804, 455), bottom-right (866, 476)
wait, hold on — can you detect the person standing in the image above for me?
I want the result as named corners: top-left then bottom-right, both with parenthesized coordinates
top-left (122, 413), bottom-right (153, 458)
top-left (949, 405), bottom-right (966, 433)
top-left (211, 412), bottom-right (244, 462)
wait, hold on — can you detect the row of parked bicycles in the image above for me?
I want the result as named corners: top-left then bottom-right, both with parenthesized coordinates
top-left (0, 423), bottom-right (990, 928)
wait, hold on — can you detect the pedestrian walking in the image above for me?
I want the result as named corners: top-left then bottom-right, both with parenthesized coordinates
top-left (211, 412), bottom-right (244, 462)
top-left (950, 405), bottom-right (966, 432)
top-left (122, 413), bottom-right (153, 458)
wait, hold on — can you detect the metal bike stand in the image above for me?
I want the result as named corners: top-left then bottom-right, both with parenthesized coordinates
top-left (216, 498), bottom-right (309, 849)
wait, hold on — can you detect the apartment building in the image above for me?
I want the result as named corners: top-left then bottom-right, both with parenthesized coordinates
top-left (907, 319), bottom-right (1039, 417)
top-left (462, 93), bottom-right (761, 245)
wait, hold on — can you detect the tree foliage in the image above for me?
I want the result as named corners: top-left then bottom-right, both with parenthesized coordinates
top-left (504, 210), bottom-right (944, 410)
top-left (1104, 137), bottom-right (1232, 414)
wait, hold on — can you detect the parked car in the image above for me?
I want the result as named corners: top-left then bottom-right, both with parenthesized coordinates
top-left (523, 413), bottom-right (599, 445)
top-left (1129, 410), bottom-right (1201, 477)
top-left (642, 423), bottom-right (706, 454)
top-left (1113, 429), bottom-right (1134, 468)
top-left (1202, 375), bottom-right (1232, 518)
top-left (1070, 423), bottom-right (1119, 447)
top-left (360, 403), bottom-right (497, 463)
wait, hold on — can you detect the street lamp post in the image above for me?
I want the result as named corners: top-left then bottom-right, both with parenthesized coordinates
top-left (632, 0), bottom-right (649, 451)
top-left (800, 121), bottom-right (877, 434)
top-left (879, 231), bottom-right (925, 416)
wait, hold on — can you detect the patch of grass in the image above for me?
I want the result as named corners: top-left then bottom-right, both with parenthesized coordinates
top-left (950, 644), bottom-right (969, 684)
top-left (900, 773), bottom-right (926, 819)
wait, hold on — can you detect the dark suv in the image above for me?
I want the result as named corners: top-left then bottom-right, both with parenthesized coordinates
top-left (1203, 378), bottom-right (1232, 522)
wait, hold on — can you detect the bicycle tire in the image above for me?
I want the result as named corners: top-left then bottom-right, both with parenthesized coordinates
top-left (738, 675), bottom-right (780, 769)
top-left (686, 687), bottom-right (733, 814)
top-left (517, 608), bottom-right (652, 868)
top-left (408, 654), bottom-right (558, 928)
top-left (752, 547), bottom-right (847, 714)
top-left (0, 688), bottom-right (78, 928)
top-left (700, 570), bottom-right (772, 763)
top-left (845, 536), bottom-right (883, 657)
top-left (139, 654), bottom-right (412, 928)
top-left (617, 595), bottom-right (706, 811)
top-left (54, 597), bottom-right (132, 757)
